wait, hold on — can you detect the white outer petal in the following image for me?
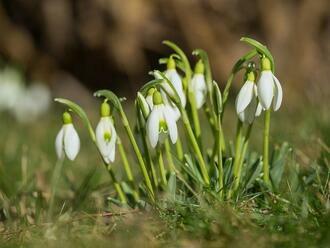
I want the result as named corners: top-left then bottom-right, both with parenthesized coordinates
top-left (257, 71), bottom-right (274, 110)
top-left (108, 122), bottom-right (117, 162)
top-left (165, 69), bottom-right (186, 107)
top-left (147, 105), bottom-right (161, 148)
top-left (63, 124), bottom-right (80, 161)
top-left (190, 74), bottom-right (207, 109)
top-left (55, 127), bottom-right (64, 159)
top-left (235, 80), bottom-right (255, 113)
top-left (163, 106), bottom-right (178, 144)
top-left (272, 74), bottom-right (283, 111)
top-left (96, 117), bottom-right (117, 163)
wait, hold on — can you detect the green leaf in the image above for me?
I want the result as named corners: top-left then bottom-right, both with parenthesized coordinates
top-left (243, 157), bottom-right (262, 191)
top-left (270, 142), bottom-right (291, 191)
top-left (54, 98), bottom-right (96, 142)
top-left (163, 40), bottom-right (192, 79)
top-left (166, 172), bottom-right (177, 201)
top-left (223, 157), bottom-right (233, 187)
top-left (240, 37), bottom-right (275, 72)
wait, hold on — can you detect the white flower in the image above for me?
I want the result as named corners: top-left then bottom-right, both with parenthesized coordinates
top-left (235, 80), bottom-right (260, 124)
top-left (257, 58), bottom-right (283, 111)
top-left (189, 73), bottom-right (207, 109)
top-left (55, 122), bottom-right (80, 161)
top-left (146, 94), bottom-right (178, 148)
top-left (162, 69), bottom-right (186, 107)
top-left (96, 117), bottom-right (117, 164)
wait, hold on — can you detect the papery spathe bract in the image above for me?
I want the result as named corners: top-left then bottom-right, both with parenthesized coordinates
top-left (55, 112), bottom-right (80, 161)
top-left (146, 91), bottom-right (178, 148)
top-left (257, 57), bottom-right (283, 111)
top-left (96, 116), bottom-right (117, 164)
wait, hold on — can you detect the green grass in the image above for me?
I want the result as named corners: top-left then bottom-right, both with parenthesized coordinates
top-left (0, 100), bottom-right (329, 247)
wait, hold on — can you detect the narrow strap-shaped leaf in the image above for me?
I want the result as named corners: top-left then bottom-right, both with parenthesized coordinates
top-left (54, 98), bottom-right (96, 142)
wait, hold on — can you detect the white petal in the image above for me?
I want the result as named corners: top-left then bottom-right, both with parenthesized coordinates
top-left (163, 106), bottom-right (178, 144)
top-left (165, 69), bottom-right (186, 107)
top-left (147, 106), bottom-right (161, 148)
top-left (235, 80), bottom-right (255, 113)
top-left (96, 117), bottom-right (117, 163)
top-left (55, 127), bottom-right (64, 159)
top-left (63, 124), bottom-right (80, 161)
top-left (108, 122), bottom-right (117, 162)
top-left (190, 74), bottom-right (207, 109)
top-left (272, 74), bottom-right (283, 111)
top-left (257, 71), bottom-right (274, 110)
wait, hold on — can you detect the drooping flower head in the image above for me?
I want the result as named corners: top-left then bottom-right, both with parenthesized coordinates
top-left (189, 60), bottom-right (207, 109)
top-left (146, 91), bottom-right (178, 148)
top-left (257, 56), bottom-right (283, 111)
top-left (55, 112), bottom-right (80, 160)
top-left (235, 71), bottom-right (261, 124)
top-left (161, 56), bottom-right (186, 108)
top-left (95, 102), bottom-right (117, 164)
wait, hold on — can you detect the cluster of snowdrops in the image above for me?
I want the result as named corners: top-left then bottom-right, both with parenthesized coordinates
top-left (54, 37), bottom-right (283, 205)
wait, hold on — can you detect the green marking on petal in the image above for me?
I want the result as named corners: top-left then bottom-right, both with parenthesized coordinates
top-left (104, 131), bottom-right (112, 142)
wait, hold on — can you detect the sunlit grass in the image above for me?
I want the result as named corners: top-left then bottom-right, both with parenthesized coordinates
top-left (0, 99), bottom-right (328, 247)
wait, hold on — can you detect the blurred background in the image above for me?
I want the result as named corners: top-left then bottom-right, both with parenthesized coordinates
top-left (0, 0), bottom-right (329, 101)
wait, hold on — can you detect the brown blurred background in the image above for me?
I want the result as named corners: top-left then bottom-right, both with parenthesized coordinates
top-left (0, 0), bottom-right (329, 104)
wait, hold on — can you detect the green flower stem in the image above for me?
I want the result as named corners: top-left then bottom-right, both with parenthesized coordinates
top-left (175, 136), bottom-right (184, 161)
top-left (157, 148), bottom-right (167, 186)
top-left (263, 109), bottom-right (271, 186)
top-left (120, 109), bottom-right (155, 200)
top-left (227, 120), bottom-right (243, 199)
top-left (217, 114), bottom-right (224, 199)
top-left (188, 91), bottom-right (202, 147)
top-left (164, 138), bottom-right (175, 172)
top-left (136, 111), bottom-right (159, 188)
top-left (47, 158), bottom-right (64, 221)
top-left (181, 109), bottom-right (210, 185)
top-left (117, 137), bottom-right (140, 202)
top-left (107, 165), bottom-right (127, 204)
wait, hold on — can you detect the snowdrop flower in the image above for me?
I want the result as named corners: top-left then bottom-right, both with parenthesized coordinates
top-left (161, 56), bottom-right (186, 107)
top-left (257, 57), bottom-right (283, 111)
top-left (55, 112), bottom-right (80, 160)
top-left (189, 60), bottom-right (207, 109)
top-left (235, 71), bottom-right (261, 124)
top-left (145, 88), bottom-right (155, 110)
top-left (95, 102), bottom-right (117, 164)
top-left (147, 91), bottom-right (178, 148)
